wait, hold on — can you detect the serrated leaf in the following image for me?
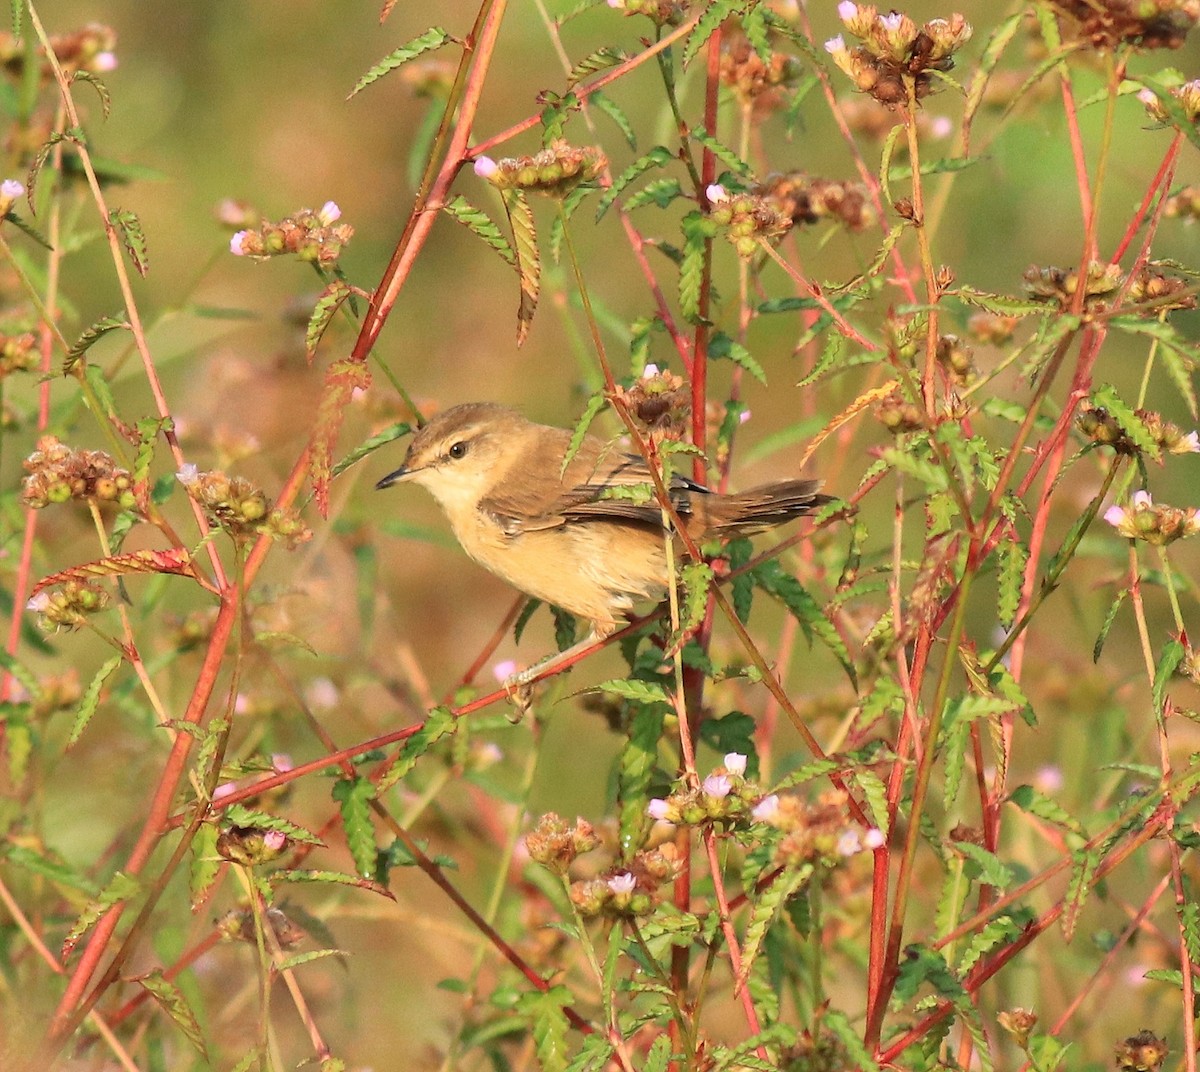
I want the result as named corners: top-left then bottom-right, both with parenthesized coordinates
top-left (1153, 638), bottom-right (1186, 720)
top-left (688, 125), bottom-right (751, 176)
top-left (954, 841), bottom-right (1013, 889)
top-left (1091, 383), bottom-right (1160, 460)
top-left (617, 703), bottom-right (665, 856)
top-left (32, 548), bottom-right (196, 597)
top-left (309, 355), bottom-right (372, 516)
top-left (62, 871), bottom-right (141, 960)
top-left (1061, 848), bottom-right (1099, 942)
top-left (953, 286), bottom-right (1047, 317)
top-left (331, 777), bottom-right (376, 878)
top-left (675, 562), bottom-right (714, 644)
top-left (996, 537), bottom-right (1027, 628)
top-left (71, 69), bottom-right (111, 118)
top-left (589, 679), bottom-right (672, 705)
top-left (377, 705), bottom-right (457, 793)
top-left (138, 970), bottom-right (208, 1058)
top-left (109, 207), bottom-right (148, 276)
top-left (63, 312), bottom-right (129, 373)
top-left (591, 89), bottom-right (636, 150)
top-left (645, 1034), bottom-right (673, 1072)
top-left (772, 756), bottom-right (840, 791)
top-left (223, 805), bottom-right (324, 845)
top-left (737, 866), bottom-right (811, 991)
top-left (443, 194), bottom-right (516, 268)
top-left (623, 177), bottom-right (684, 212)
top-left (684, 0), bottom-right (747, 67)
top-left (68, 654), bottom-right (122, 746)
top-left (753, 561), bottom-right (856, 687)
top-left (879, 446), bottom-right (948, 490)
top-left (560, 395), bottom-right (607, 475)
top-left (518, 986), bottom-right (572, 1072)
top-left (823, 1009), bottom-right (881, 1072)
top-left (349, 27), bottom-right (452, 98)
top-left (1, 843), bottom-right (96, 894)
top-left (276, 947), bottom-right (348, 973)
top-left (0, 649), bottom-right (41, 700)
top-left (503, 189), bottom-right (540, 346)
top-left (1093, 587), bottom-right (1128, 662)
top-left (709, 331), bottom-right (766, 385)
top-left (331, 421), bottom-right (412, 480)
top-left (596, 145), bottom-right (673, 221)
top-left (567, 46), bottom-right (629, 87)
top-left (1009, 783), bottom-right (1087, 837)
top-left (190, 823), bottom-right (221, 908)
top-left (962, 12), bottom-right (1025, 133)
top-left (305, 279), bottom-right (352, 364)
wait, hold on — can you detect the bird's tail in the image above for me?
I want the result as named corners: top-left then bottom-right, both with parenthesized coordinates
top-left (702, 479), bottom-right (833, 538)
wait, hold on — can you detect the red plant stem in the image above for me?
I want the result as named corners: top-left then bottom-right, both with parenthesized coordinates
top-left (1110, 134), bottom-right (1182, 265)
top-left (46, 588), bottom-right (240, 1044)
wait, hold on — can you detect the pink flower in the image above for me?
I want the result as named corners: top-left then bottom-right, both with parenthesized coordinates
top-left (837, 829), bottom-right (863, 856)
top-left (263, 830), bottom-right (287, 853)
top-left (176, 464), bottom-right (199, 486)
top-left (473, 156), bottom-right (499, 179)
top-left (229, 230), bottom-right (249, 255)
top-left (702, 773), bottom-right (732, 799)
top-left (863, 828), bottom-right (885, 850)
top-left (26, 592), bottom-right (51, 613)
top-left (752, 794), bottom-right (779, 822)
top-left (93, 52), bottom-right (118, 72)
top-left (641, 362), bottom-right (660, 379)
top-left (492, 659), bottom-right (518, 682)
top-left (607, 872), bottom-right (636, 894)
top-left (705, 183), bottom-right (728, 204)
top-left (1, 179), bottom-right (24, 199)
top-left (318, 200), bottom-right (342, 225)
top-left (837, 1), bottom-right (857, 20)
top-left (723, 752), bottom-right (747, 776)
top-left (824, 34), bottom-right (847, 54)
top-left (647, 798), bottom-right (672, 821)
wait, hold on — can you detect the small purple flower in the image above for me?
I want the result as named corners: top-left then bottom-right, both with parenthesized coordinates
top-left (837, 1), bottom-right (857, 20)
top-left (837, 829), bottom-right (863, 856)
top-left (878, 11), bottom-right (904, 31)
top-left (1179, 431), bottom-right (1200, 453)
top-left (641, 362), bottom-right (660, 379)
top-left (26, 592), bottom-right (51, 613)
top-left (473, 156), bottom-right (499, 179)
top-left (318, 200), bottom-right (342, 225)
top-left (607, 872), bottom-right (636, 895)
top-left (271, 753), bottom-right (294, 773)
top-left (739, 409), bottom-right (751, 424)
top-left (93, 52), bottom-right (118, 72)
top-left (229, 230), bottom-right (249, 256)
top-left (702, 773), bottom-right (732, 799)
top-left (263, 830), bottom-right (287, 853)
top-left (492, 659), bottom-right (518, 682)
top-left (1, 179), bottom-right (25, 199)
top-left (723, 752), bottom-right (747, 776)
top-left (647, 798), bottom-right (672, 821)
top-left (863, 827), bottom-right (885, 850)
top-left (176, 463), bottom-right (199, 486)
top-left (705, 183), bottom-right (728, 204)
top-left (824, 34), bottom-right (847, 54)
top-left (752, 794), bottom-right (779, 822)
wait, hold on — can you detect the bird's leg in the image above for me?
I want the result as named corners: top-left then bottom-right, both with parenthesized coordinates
top-left (504, 629), bottom-right (608, 689)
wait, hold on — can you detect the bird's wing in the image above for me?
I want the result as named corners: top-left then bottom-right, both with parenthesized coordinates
top-left (479, 434), bottom-right (708, 535)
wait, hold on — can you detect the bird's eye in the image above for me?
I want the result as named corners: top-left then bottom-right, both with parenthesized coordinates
top-left (447, 441), bottom-right (469, 460)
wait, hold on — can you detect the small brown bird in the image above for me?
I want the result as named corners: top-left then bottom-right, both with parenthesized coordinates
top-left (376, 402), bottom-right (831, 683)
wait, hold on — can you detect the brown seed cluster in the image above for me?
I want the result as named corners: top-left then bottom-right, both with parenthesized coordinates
top-left (217, 906), bottom-right (305, 949)
top-left (875, 388), bottom-right (926, 434)
top-left (1023, 261), bottom-right (1123, 309)
top-left (1079, 402), bottom-right (1199, 456)
top-left (524, 814), bottom-right (601, 876)
top-left (967, 311), bottom-right (1020, 345)
top-left (719, 34), bottom-right (805, 115)
top-left (178, 467), bottom-right (311, 548)
top-left (826, 6), bottom-right (973, 106)
top-left (755, 171), bottom-right (875, 232)
top-left (1051, 0), bottom-right (1198, 51)
top-left (1115, 1031), bottom-right (1169, 1072)
top-left (230, 203), bottom-right (352, 267)
top-left (474, 140), bottom-right (607, 199)
top-left (22, 436), bottom-right (137, 511)
top-left (613, 366), bottom-right (690, 438)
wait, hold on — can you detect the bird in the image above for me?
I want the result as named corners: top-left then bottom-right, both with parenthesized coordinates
top-left (376, 402), bottom-right (832, 685)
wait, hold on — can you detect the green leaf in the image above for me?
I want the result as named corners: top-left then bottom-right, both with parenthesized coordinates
top-left (823, 1009), bottom-right (881, 1072)
top-left (222, 805), bottom-right (324, 845)
top-left (68, 654), bottom-right (122, 746)
top-left (332, 777), bottom-right (377, 878)
top-left (738, 866), bottom-right (811, 991)
top-left (1152, 638), bottom-right (1186, 720)
top-left (305, 279), bottom-right (353, 362)
top-left (954, 842), bottom-right (1013, 889)
top-left (708, 331), bottom-right (767, 385)
top-left (595, 145), bottom-right (673, 222)
top-left (63, 312), bottom-right (129, 373)
top-left (1009, 783), bottom-right (1087, 838)
top-left (443, 195), bottom-right (516, 268)
top-left (688, 125), bottom-right (751, 176)
top-left (591, 89), bottom-right (636, 150)
top-left (377, 705), bottom-right (457, 793)
top-left (1093, 587), bottom-right (1128, 662)
top-left (517, 986), bottom-right (572, 1072)
top-left (62, 871), bottom-right (141, 961)
top-left (679, 212), bottom-right (715, 324)
top-left (349, 27), bottom-right (452, 98)
top-left (561, 393), bottom-right (607, 476)
top-left (503, 189), bottom-right (540, 345)
top-left (269, 868), bottom-right (395, 899)
top-left (190, 823), bottom-right (221, 909)
top-left (138, 970), bottom-right (208, 1058)
top-left (1136, 73), bottom-right (1200, 152)
top-left (1091, 383), bottom-right (1160, 460)
top-left (996, 538), bottom-right (1027, 629)
top-left (624, 177), bottom-right (684, 212)
top-left (1061, 848), bottom-right (1099, 942)
top-left (0, 843), bottom-right (96, 894)
top-left (276, 947), bottom-right (348, 973)
top-left (617, 703), bottom-right (665, 856)
top-left (332, 421), bottom-right (412, 480)
top-left (589, 679), bottom-right (672, 705)
top-left (684, 0), bottom-right (747, 67)
top-left (753, 561), bottom-right (856, 687)
top-left (109, 207), bottom-right (148, 276)
top-left (953, 285), bottom-right (1047, 317)
top-left (567, 46), bottom-right (629, 87)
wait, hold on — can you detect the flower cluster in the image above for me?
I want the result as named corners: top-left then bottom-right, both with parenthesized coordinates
top-left (1115, 1031), bottom-right (1169, 1072)
top-left (605, 0), bottom-right (693, 26)
top-left (474, 141), bottom-right (606, 199)
top-left (0, 329), bottom-right (36, 376)
top-left (753, 788), bottom-right (884, 869)
top-left (1078, 402), bottom-right (1199, 456)
top-left (217, 906), bottom-right (305, 949)
top-left (825, 5), bottom-right (973, 106)
top-left (613, 364), bottom-right (690, 437)
top-left (874, 387), bottom-right (926, 434)
top-left (229, 202), bottom-right (352, 267)
top-left (215, 824), bottom-right (289, 867)
top-left (0, 22), bottom-right (117, 81)
top-left (524, 814), bottom-right (600, 875)
top-left (1126, 266), bottom-right (1197, 312)
top-left (645, 753), bottom-right (761, 825)
top-left (1104, 490), bottom-right (1200, 544)
top-left (707, 184), bottom-right (792, 257)
top-left (27, 582), bottom-right (110, 632)
top-left (936, 333), bottom-right (974, 386)
top-left (1051, 0), bottom-right (1198, 51)
top-left (1023, 261), bottom-right (1123, 309)
top-left (1140, 79), bottom-right (1200, 126)
top-left (177, 466), bottom-right (311, 548)
top-left (755, 171), bottom-right (875, 232)
top-left (719, 34), bottom-right (805, 115)
top-left (967, 311), bottom-right (1020, 345)
top-left (21, 436), bottom-right (137, 511)
top-left (997, 1008), bottom-right (1039, 1048)
top-left (567, 847), bottom-right (678, 918)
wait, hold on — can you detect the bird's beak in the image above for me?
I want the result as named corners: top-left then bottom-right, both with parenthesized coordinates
top-left (375, 465), bottom-right (411, 490)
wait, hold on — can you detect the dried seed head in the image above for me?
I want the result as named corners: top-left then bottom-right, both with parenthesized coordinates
top-left (474, 140), bottom-right (606, 199)
top-left (1051, 0), bottom-right (1198, 51)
